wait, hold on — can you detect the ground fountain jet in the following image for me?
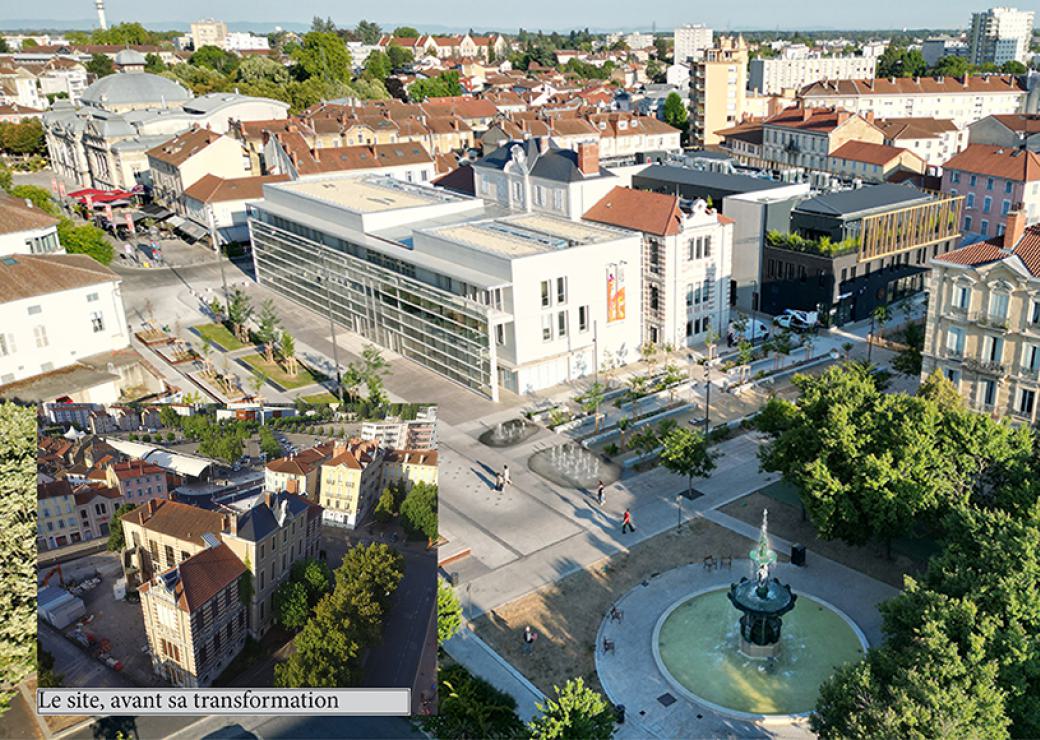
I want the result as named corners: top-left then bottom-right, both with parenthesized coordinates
top-left (727, 510), bottom-right (797, 658)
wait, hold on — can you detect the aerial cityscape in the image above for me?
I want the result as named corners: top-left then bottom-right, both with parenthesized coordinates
top-left (1, 1), bottom-right (1040, 738)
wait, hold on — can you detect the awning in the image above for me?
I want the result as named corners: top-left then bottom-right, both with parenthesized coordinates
top-left (175, 219), bottom-right (208, 242)
top-left (141, 203), bottom-right (173, 220)
top-left (167, 215), bottom-right (185, 228)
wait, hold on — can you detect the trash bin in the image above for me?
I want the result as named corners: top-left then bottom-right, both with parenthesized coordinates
top-left (615, 704), bottom-right (625, 724)
top-left (791, 544), bottom-right (806, 567)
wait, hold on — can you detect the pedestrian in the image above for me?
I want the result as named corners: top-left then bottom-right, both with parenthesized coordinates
top-left (495, 472), bottom-right (503, 492)
top-left (523, 625), bottom-right (537, 654)
top-left (597, 480), bottom-right (605, 506)
top-left (622, 509), bottom-right (635, 534)
top-left (502, 464), bottom-right (511, 487)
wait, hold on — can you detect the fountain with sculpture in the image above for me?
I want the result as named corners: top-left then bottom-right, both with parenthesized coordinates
top-left (726, 510), bottom-right (797, 658)
top-left (649, 507), bottom-right (867, 715)
top-left (478, 418), bottom-right (537, 448)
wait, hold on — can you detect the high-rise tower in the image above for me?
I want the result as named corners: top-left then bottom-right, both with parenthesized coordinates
top-left (95, 0), bottom-right (108, 30)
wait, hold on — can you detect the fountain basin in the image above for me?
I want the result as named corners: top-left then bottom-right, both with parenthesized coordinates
top-left (528, 442), bottom-right (621, 489)
top-left (479, 418), bottom-right (538, 448)
top-left (653, 588), bottom-right (866, 717)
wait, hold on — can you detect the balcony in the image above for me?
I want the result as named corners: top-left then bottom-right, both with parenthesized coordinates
top-left (964, 357), bottom-right (1007, 376)
top-left (970, 312), bottom-right (1010, 331)
top-left (940, 346), bottom-right (964, 361)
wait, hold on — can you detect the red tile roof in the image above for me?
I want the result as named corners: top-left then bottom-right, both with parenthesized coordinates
top-left (584, 186), bottom-right (684, 237)
top-left (801, 75), bottom-right (1026, 97)
top-left (936, 224), bottom-right (1040, 276)
top-left (830, 141), bottom-right (922, 167)
top-left (183, 174), bottom-right (289, 204)
top-left (110, 459), bottom-right (165, 480)
top-left (165, 542), bottom-right (246, 612)
top-left (942, 144), bottom-right (1040, 182)
top-left (146, 128), bottom-right (224, 167)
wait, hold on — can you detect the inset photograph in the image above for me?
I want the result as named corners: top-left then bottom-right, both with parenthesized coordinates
top-left (36, 399), bottom-right (438, 714)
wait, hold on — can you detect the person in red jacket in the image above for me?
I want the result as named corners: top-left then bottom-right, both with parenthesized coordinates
top-left (622, 509), bottom-right (635, 534)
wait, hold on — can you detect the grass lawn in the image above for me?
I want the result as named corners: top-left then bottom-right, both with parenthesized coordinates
top-left (471, 518), bottom-right (762, 696)
top-left (301, 391), bottom-right (340, 404)
top-left (241, 352), bottom-right (320, 390)
top-left (192, 322), bottom-right (249, 351)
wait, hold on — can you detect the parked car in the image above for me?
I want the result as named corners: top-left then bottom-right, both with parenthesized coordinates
top-left (774, 309), bottom-right (819, 332)
top-left (727, 319), bottom-right (771, 346)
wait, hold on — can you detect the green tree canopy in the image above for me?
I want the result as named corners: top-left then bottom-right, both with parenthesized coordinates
top-left (291, 31), bottom-right (353, 83)
top-left (191, 45), bottom-right (240, 76)
top-left (57, 219), bottom-right (114, 265)
top-left (291, 558), bottom-right (333, 606)
top-left (393, 26), bottom-right (420, 38)
top-left (437, 577), bottom-right (463, 645)
top-left (274, 580), bottom-right (311, 630)
top-left (363, 50), bottom-right (391, 81)
top-left (8, 184), bottom-right (58, 214)
top-left (529, 678), bottom-right (615, 740)
top-left (930, 55), bottom-right (971, 77)
top-left (386, 45), bottom-right (414, 70)
top-left (422, 662), bottom-right (526, 739)
top-left (0, 120), bottom-right (46, 156)
top-left (662, 91), bottom-right (688, 130)
top-left (408, 71), bottom-right (463, 101)
top-left (355, 20), bottom-right (382, 45)
top-left (658, 426), bottom-right (716, 498)
top-left (400, 481), bottom-right (438, 542)
top-left (236, 55), bottom-right (290, 85)
top-left (106, 502), bottom-right (137, 552)
top-left (143, 53), bottom-right (166, 74)
top-left (86, 53), bottom-right (115, 78)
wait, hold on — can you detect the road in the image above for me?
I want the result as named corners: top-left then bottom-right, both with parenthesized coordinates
top-left (38, 622), bottom-right (134, 691)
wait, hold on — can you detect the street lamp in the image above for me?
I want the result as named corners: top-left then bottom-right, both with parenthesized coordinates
top-left (703, 359), bottom-right (711, 432)
top-left (676, 492), bottom-right (684, 530)
top-left (207, 206), bottom-right (230, 317)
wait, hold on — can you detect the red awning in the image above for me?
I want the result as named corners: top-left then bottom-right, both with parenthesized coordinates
top-left (67, 188), bottom-right (136, 204)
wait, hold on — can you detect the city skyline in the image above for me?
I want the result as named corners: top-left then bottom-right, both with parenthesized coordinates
top-left (2, 0), bottom-right (1029, 32)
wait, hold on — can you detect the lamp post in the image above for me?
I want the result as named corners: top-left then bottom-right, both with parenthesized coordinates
top-left (207, 206), bottom-right (230, 317)
top-left (676, 492), bottom-right (684, 530)
top-left (703, 359), bottom-right (711, 433)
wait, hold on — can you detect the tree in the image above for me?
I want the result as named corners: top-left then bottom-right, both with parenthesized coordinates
top-left (258, 426), bottom-right (282, 459)
top-left (57, 219), bottom-right (114, 265)
top-left (0, 164), bottom-right (12, 193)
top-left (423, 662), bottom-right (526, 739)
top-left (8, 184), bottom-right (58, 215)
top-left (226, 288), bottom-right (253, 342)
top-left (393, 26), bottom-right (420, 38)
top-left (400, 481), bottom-right (438, 542)
top-left (1001, 60), bottom-right (1027, 74)
top-left (0, 404), bottom-right (37, 713)
top-left (274, 580), bottom-right (311, 630)
top-left (355, 20), bottom-right (382, 45)
top-left (291, 32), bottom-right (353, 83)
top-left (236, 55), bottom-right (289, 85)
top-left (1, 120), bottom-right (46, 156)
top-left (311, 16), bottom-right (337, 33)
top-left (363, 50), bottom-right (391, 81)
top-left (658, 427), bottom-right (716, 499)
top-left (340, 364), bottom-right (365, 402)
top-left (931, 55), bottom-right (971, 77)
top-left (386, 45), bottom-right (414, 71)
top-left (144, 53), bottom-right (165, 74)
top-left (891, 322), bottom-right (925, 376)
top-left (578, 382), bottom-right (606, 432)
top-left (86, 53), bottom-right (115, 78)
top-left (437, 577), bottom-right (463, 645)
top-left (191, 45), bottom-right (239, 76)
top-left (373, 486), bottom-right (397, 523)
top-left (408, 71), bottom-right (463, 101)
top-left (662, 92), bottom-right (688, 130)
top-left (106, 502), bottom-right (137, 552)
top-left (292, 558), bottom-right (333, 606)
top-left (529, 678), bottom-right (615, 740)
top-left (0, 38), bottom-right (8, 53)
top-left (279, 331), bottom-right (298, 376)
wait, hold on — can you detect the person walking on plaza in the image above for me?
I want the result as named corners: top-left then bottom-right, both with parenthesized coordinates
top-left (495, 472), bottom-right (503, 492)
top-left (597, 481), bottom-right (605, 506)
top-left (622, 509), bottom-right (635, 534)
top-left (503, 464), bottom-right (511, 487)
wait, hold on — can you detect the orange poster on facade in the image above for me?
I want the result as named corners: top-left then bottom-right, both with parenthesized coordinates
top-left (607, 263), bottom-right (626, 323)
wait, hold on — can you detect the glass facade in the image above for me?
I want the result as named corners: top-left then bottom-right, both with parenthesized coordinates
top-left (248, 212), bottom-right (497, 399)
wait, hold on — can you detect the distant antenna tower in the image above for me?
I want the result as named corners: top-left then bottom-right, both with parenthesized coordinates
top-left (95, 0), bottom-right (108, 30)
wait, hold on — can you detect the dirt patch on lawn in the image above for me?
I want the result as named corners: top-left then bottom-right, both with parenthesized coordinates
top-left (720, 492), bottom-right (927, 589)
top-left (470, 517), bottom-right (769, 696)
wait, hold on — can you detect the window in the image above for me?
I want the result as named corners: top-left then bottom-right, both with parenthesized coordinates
top-left (27, 305), bottom-right (41, 315)
top-left (578, 305), bottom-right (589, 332)
top-left (1004, 180), bottom-right (1013, 194)
top-left (989, 292), bottom-right (1009, 320)
top-left (951, 171), bottom-right (961, 184)
top-left (966, 193), bottom-right (975, 209)
top-left (0, 334), bottom-right (12, 357)
top-left (164, 545), bottom-right (175, 567)
top-left (90, 311), bottom-right (104, 333)
top-left (540, 280), bottom-right (550, 308)
top-left (703, 236), bottom-right (712, 257)
top-left (964, 215), bottom-right (973, 231)
top-left (541, 314), bottom-right (552, 342)
top-left (1002, 200), bottom-right (1011, 215)
top-left (87, 292), bottom-right (99, 302)
top-left (981, 220), bottom-right (989, 236)
top-left (650, 286), bottom-right (659, 310)
top-left (556, 277), bottom-right (567, 304)
top-left (986, 177), bottom-right (994, 191)
top-left (983, 196), bottom-right (992, 214)
top-left (1025, 344), bottom-right (1040, 372)
top-left (953, 285), bottom-right (970, 310)
top-left (982, 379), bottom-right (997, 407)
top-left (686, 284), bottom-right (694, 307)
top-left (1031, 300), bottom-right (1040, 324)
top-left (33, 325), bottom-right (48, 348)
top-left (494, 324), bottom-right (505, 345)
top-left (1020, 389), bottom-right (1036, 416)
top-left (552, 189), bottom-right (563, 211)
top-left (946, 327), bottom-right (965, 355)
top-left (969, 174), bottom-right (977, 187)
top-left (557, 311), bottom-right (567, 338)
top-left (983, 334), bottom-right (1004, 362)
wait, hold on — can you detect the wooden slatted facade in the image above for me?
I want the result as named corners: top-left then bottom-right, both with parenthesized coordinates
top-left (857, 194), bottom-right (963, 262)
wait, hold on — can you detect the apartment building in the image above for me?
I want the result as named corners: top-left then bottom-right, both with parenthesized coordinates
top-left (190, 19), bottom-right (229, 51)
top-left (319, 439), bottom-right (384, 529)
top-left (941, 144), bottom-right (1040, 239)
top-left (360, 407), bottom-right (438, 450)
top-left (37, 479), bottom-right (83, 550)
top-left (968, 113), bottom-right (1040, 152)
top-left (139, 540), bottom-right (246, 687)
top-left (749, 55), bottom-right (878, 96)
top-left (799, 76), bottom-right (1028, 129)
top-left (969, 7), bottom-right (1034, 66)
top-left (921, 214), bottom-right (1040, 421)
top-left (921, 36), bottom-right (971, 67)
top-left (673, 24), bottom-right (713, 63)
top-left (760, 106), bottom-right (885, 170)
top-left (104, 459), bottom-right (169, 504)
top-left (147, 129), bottom-right (250, 215)
top-left (263, 442), bottom-right (334, 498)
top-left (74, 484), bottom-right (124, 540)
top-left (381, 449), bottom-right (438, 492)
top-left (874, 117), bottom-right (969, 168)
top-left (584, 186), bottom-right (733, 349)
top-left (689, 36), bottom-right (748, 147)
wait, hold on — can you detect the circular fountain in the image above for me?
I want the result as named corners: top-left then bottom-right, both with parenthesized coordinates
top-left (649, 510), bottom-right (867, 717)
top-left (528, 442), bottom-right (621, 489)
top-left (479, 418), bottom-right (537, 448)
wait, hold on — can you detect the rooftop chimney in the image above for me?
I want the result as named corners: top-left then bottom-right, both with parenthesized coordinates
top-left (836, 111), bottom-right (850, 125)
top-left (1005, 210), bottom-right (1027, 249)
top-left (802, 107), bottom-right (813, 121)
top-left (577, 142), bottom-right (599, 176)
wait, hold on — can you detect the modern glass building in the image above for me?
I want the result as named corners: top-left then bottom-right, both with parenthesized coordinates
top-left (247, 177), bottom-right (503, 400)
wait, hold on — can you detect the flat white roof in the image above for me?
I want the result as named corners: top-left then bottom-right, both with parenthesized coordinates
top-left (268, 175), bottom-right (468, 214)
top-left (422, 213), bottom-right (629, 258)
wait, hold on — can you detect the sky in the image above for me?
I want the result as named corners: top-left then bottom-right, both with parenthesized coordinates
top-left (3, 0), bottom-right (1037, 31)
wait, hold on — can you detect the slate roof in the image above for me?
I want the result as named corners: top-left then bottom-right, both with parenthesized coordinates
top-left (633, 164), bottom-right (786, 194)
top-left (232, 491), bottom-right (314, 542)
top-left (794, 183), bottom-right (932, 217)
top-left (80, 72), bottom-right (191, 108)
top-left (0, 254), bottom-right (118, 304)
top-left (474, 139), bottom-right (611, 182)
